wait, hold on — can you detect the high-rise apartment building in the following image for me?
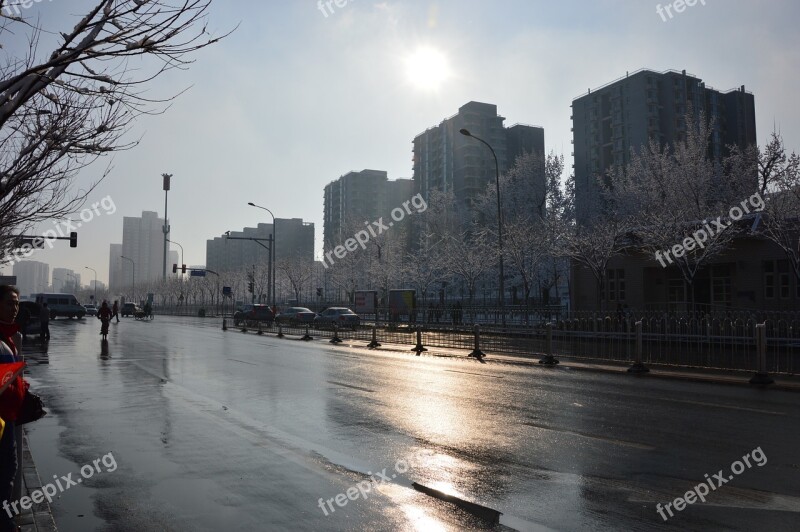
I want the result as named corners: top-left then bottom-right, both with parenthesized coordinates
top-left (323, 170), bottom-right (390, 248)
top-left (120, 211), bottom-right (168, 287)
top-left (412, 101), bottom-right (545, 207)
top-left (109, 243), bottom-right (123, 291)
top-left (12, 261), bottom-right (49, 296)
top-left (206, 218), bottom-right (314, 273)
top-left (571, 68), bottom-right (756, 217)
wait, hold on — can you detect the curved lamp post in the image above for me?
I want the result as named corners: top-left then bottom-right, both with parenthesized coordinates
top-left (84, 266), bottom-right (97, 302)
top-left (247, 202), bottom-right (276, 308)
top-left (459, 128), bottom-right (505, 327)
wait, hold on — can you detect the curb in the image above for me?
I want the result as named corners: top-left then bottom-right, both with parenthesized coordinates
top-left (17, 429), bottom-right (58, 532)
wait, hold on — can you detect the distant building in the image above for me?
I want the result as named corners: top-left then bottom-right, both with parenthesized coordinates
top-left (108, 243), bottom-right (122, 291)
top-left (571, 68), bottom-right (756, 219)
top-left (206, 218), bottom-right (315, 273)
top-left (12, 261), bottom-right (49, 297)
top-left (120, 211), bottom-right (174, 286)
top-left (52, 268), bottom-right (81, 293)
top-left (412, 101), bottom-right (545, 208)
top-left (324, 170), bottom-right (389, 248)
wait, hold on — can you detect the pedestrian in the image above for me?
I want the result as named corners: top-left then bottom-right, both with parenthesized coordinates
top-left (0, 285), bottom-right (26, 532)
top-left (112, 300), bottom-right (119, 323)
top-left (14, 305), bottom-right (29, 342)
top-left (39, 303), bottom-right (50, 341)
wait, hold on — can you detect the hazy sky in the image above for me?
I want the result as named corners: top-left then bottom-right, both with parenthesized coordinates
top-left (2, 0), bottom-right (798, 285)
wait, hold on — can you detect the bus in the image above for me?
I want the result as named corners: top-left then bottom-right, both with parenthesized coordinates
top-left (31, 293), bottom-right (86, 319)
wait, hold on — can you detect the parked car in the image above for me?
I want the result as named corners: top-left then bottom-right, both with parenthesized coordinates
top-left (233, 304), bottom-right (275, 327)
top-left (31, 293), bottom-right (86, 319)
top-left (121, 302), bottom-right (140, 317)
top-left (83, 304), bottom-right (98, 316)
top-left (275, 307), bottom-right (317, 326)
top-left (314, 307), bottom-right (360, 330)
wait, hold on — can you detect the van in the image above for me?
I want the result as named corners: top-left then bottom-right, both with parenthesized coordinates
top-left (32, 293), bottom-right (86, 319)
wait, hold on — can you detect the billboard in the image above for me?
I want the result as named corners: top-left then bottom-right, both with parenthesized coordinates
top-left (355, 290), bottom-right (377, 314)
top-left (389, 289), bottom-right (416, 322)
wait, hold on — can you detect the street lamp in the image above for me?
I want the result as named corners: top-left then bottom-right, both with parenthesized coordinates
top-left (85, 266), bottom-right (97, 303)
top-left (247, 202), bottom-right (276, 308)
top-left (166, 239), bottom-right (184, 273)
top-left (120, 255), bottom-right (135, 300)
top-left (460, 128), bottom-right (505, 327)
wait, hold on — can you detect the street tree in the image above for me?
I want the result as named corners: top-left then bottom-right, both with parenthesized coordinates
top-left (0, 0), bottom-right (228, 260)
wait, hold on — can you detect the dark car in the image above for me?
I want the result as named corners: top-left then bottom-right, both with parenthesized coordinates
top-left (233, 304), bottom-right (274, 327)
top-left (314, 307), bottom-right (360, 330)
top-left (275, 307), bottom-right (317, 326)
top-left (121, 303), bottom-right (140, 317)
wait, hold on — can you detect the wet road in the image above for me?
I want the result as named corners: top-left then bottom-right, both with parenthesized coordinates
top-left (20, 316), bottom-right (800, 531)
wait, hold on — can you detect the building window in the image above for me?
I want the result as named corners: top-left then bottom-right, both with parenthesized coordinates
top-left (778, 260), bottom-right (790, 299)
top-left (606, 269), bottom-right (625, 301)
top-left (763, 261), bottom-right (775, 299)
top-left (711, 264), bottom-right (732, 307)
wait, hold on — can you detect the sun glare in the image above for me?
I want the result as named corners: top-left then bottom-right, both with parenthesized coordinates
top-left (405, 46), bottom-right (450, 91)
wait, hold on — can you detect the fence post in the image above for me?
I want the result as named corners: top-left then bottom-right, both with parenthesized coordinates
top-left (330, 323), bottom-right (343, 344)
top-left (222, 317), bottom-right (227, 331)
top-left (628, 320), bottom-right (649, 374)
top-left (539, 322), bottom-right (559, 365)
top-left (301, 325), bottom-right (313, 341)
top-left (749, 322), bottom-right (774, 386)
top-left (411, 326), bottom-right (427, 355)
top-left (257, 320), bottom-right (263, 335)
top-left (276, 323), bottom-right (284, 338)
top-left (469, 324), bottom-right (485, 359)
top-left (367, 324), bottom-right (381, 349)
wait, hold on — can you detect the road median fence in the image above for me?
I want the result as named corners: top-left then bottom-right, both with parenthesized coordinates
top-left (224, 310), bottom-right (800, 376)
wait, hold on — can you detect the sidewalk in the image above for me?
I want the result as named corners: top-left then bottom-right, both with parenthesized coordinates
top-left (15, 429), bottom-right (58, 532)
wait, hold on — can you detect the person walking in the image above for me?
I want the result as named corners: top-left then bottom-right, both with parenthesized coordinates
top-left (0, 285), bottom-right (26, 532)
top-left (112, 300), bottom-right (120, 323)
top-left (98, 301), bottom-right (112, 339)
top-left (39, 303), bottom-right (50, 341)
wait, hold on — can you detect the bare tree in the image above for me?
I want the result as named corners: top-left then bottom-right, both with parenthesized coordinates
top-left (0, 0), bottom-right (229, 259)
top-left (277, 256), bottom-right (314, 303)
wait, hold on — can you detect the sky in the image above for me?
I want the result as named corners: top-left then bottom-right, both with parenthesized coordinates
top-left (2, 0), bottom-right (799, 285)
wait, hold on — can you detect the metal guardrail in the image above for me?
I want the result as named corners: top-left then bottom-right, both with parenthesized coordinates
top-left (225, 315), bottom-right (799, 375)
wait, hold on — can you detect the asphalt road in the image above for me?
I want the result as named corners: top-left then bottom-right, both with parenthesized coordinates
top-left (20, 315), bottom-right (800, 531)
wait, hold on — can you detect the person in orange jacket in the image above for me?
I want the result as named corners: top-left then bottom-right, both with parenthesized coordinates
top-left (0, 285), bottom-right (26, 532)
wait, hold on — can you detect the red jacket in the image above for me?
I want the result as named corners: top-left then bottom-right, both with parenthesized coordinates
top-left (0, 331), bottom-right (26, 422)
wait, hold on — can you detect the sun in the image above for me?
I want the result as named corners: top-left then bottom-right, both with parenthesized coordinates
top-left (404, 46), bottom-right (450, 91)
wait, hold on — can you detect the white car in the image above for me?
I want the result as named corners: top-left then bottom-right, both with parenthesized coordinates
top-left (83, 304), bottom-right (98, 316)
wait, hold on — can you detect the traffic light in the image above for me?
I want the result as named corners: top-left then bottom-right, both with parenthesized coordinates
top-left (172, 264), bottom-right (177, 274)
top-left (181, 264), bottom-right (186, 274)
top-left (316, 288), bottom-right (323, 297)
top-left (69, 231), bottom-right (78, 248)
top-left (248, 280), bottom-right (254, 293)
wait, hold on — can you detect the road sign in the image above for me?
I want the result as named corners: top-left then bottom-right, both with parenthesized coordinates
top-left (222, 286), bottom-right (232, 296)
top-left (190, 270), bottom-right (206, 277)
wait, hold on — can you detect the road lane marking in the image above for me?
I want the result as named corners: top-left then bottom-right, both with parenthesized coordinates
top-left (522, 422), bottom-right (655, 451)
top-left (658, 398), bottom-right (787, 416)
top-left (443, 370), bottom-right (503, 379)
top-left (229, 358), bottom-right (258, 366)
top-left (327, 380), bottom-right (376, 393)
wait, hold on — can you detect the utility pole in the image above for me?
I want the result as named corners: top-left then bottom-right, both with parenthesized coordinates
top-left (162, 173), bottom-right (172, 280)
